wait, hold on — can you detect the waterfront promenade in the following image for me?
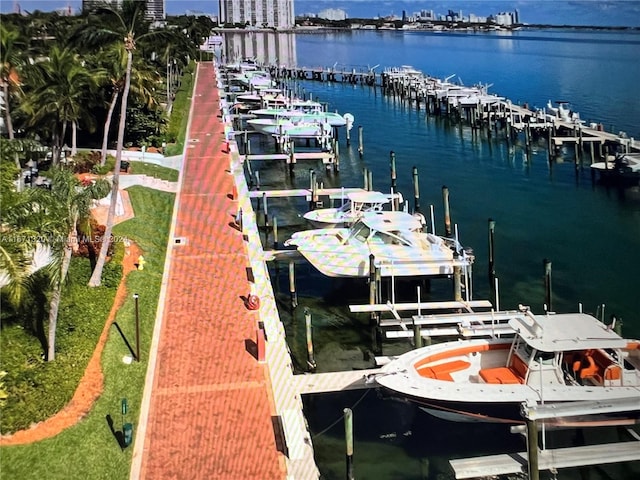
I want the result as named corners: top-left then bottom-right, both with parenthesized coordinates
top-left (131, 61), bottom-right (285, 479)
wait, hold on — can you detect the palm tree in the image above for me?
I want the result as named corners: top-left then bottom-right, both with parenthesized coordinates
top-left (0, 24), bottom-right (25, 169)
top-left (92, 43), bottom-right (160, 166)
top-left (19, 46), bottom-right (98, 165)
top-left (85, 0), bottom-right (167, 287)
top-left (37, 169), bottom-right (109, 360)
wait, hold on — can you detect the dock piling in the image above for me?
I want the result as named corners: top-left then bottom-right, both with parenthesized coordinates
top-left (344, 408), bottom-right (355, 480)
top-left (543, 258), bottom-right (552, 312)
top-left (289, 261), bottom-right (297, 309)
top-left (442, 185), bottom-right (452, 237)
top-left (272, 216), bottom-right (278, 249)
top-left (358, 126), bottom-right (364, 157)
top-left (304, 308), bottom-right (316, 372)
top-left (488, 218), bottom-right (496, 297)
top-left (412, 166), bottom-right (420, 214)
top-left (526, 418), bottom-right (540, 480)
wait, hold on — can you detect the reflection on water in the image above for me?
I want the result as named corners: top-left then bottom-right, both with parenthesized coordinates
top-left (221, 31), bottom-right (297, 65)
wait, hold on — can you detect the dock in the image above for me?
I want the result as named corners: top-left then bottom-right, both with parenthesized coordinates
top-left (450, 439), bottom-right (640, 479)
top-left (267, 64), bottom-right (638, 158)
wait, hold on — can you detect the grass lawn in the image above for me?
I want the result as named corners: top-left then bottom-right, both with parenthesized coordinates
top-left (1, 186), bottom-right (175, 480)
top-left (129, 161), bottom-right (179, 182)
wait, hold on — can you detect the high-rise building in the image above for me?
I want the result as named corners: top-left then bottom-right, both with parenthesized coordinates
top-left (144, 0), bottom-right (165, 21)
top-left (219, 0), bottom-right (295, 29)
top-left (82, 0), bottom-right (165, 22)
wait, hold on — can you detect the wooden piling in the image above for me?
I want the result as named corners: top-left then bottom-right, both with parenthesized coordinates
top-left (369, 254), bottom-right (377, 322)
top-left (358, 125), bottom-right (364, 157)
top-left (543, 258), bottom-right (552, 312)
top-left (262, 192), bottom-right (269, 230)
top-left (453, 264), bottom-right (462, 302)
top-left (367, 170), bottom-right (373, 192)
top-left (413, 324), bottom-right (423, 349)
top-left (344, 408), bottom-right (354, 480)
top-left (442, 185), bottom-right (452, 237)
top-left (488, 218), bottom-right (496, 299)
top-left (304, 308), bottom-right (316, 371)
top-left (412, 166), bottom-right (420, 214)
top-left (526, 418), bottom-right (540, 480)
top-left (390, 150), bottom-right (397, 193)
top-left (289, 261), bottom-right (297, 309)
top-left (272, 216), bottom-right (278, 249)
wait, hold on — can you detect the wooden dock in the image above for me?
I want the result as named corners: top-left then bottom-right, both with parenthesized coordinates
top-left (293, 369), bottom-right (380, 395)
top-left (245, 151), bottom-right (336, 164)
top-left (450, 439), bottom-right (640, 479)
top-left (267, 64), bottom-right (638, 156)
top-left (248, 186), bottom-right (366, 200)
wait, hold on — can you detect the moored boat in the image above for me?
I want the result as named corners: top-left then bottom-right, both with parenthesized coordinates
top-left (303, 191), bottom-right (404, 228)
top-left (591, 153), bottom-right (640, 182)
top-left (284, 210), bottom-right (474, 278)
top-left (375, 309), bottom-right (640, 423)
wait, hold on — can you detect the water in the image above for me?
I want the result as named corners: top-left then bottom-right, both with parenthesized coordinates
top-left (223, 29), bottom-right (640, 479)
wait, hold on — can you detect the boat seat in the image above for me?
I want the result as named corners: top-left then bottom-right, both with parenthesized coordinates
top-left (478, 367), bottom-right (523, 384)
top-left (578, 349), bottom-right (617, 384)
top-left (417, 360), bottom-right (470, 381)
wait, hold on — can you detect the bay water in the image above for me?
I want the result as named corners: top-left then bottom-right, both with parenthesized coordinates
top-left (224, 29), bottom-right (640, 479)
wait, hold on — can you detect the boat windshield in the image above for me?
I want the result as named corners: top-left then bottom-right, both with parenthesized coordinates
top-left (350, 222), bottom-right (371, 243)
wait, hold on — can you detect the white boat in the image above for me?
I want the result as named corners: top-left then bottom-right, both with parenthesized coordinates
top-left (376, 309), bottom-right (640, 423)
top-left (591, 153), bottom-right (640, 181)
top-left (247, 117), bottom-right (329, 138)
top-left (249, 108), bottom-right (350, 128)
top-left (547, 100), bottom-right (581, 123)
top-left (303, 191), bottom-right (404, 228)
top-left (284, 211), bottom-right (474, 278)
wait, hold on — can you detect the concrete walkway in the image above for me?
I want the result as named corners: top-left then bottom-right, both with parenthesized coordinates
top-left (130, 62), bottom-right (286, 479)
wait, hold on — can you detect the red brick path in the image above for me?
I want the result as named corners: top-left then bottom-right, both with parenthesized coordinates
top-left (136, 62), bottom-right (285, 479)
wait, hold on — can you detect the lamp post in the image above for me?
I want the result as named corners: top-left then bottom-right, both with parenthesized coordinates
top-left (133, 293), bottom-right (140, 361)
top-left (166, 61), bottom-right (170, 112)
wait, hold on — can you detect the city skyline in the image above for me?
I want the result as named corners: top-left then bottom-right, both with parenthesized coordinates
top-left (1, 1), bottom-right (639, 27)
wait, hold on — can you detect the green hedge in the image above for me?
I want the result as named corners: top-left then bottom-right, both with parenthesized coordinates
top-left (165, 61), bottom-right (195, 157)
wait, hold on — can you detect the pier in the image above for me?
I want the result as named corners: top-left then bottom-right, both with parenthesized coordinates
top-left (267, 64), bottom-right (638, 159)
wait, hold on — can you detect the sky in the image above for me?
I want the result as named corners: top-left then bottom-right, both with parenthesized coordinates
top-left (1, 1), bottom-right (639, 27)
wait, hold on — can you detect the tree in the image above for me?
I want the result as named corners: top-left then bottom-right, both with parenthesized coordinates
top-left (91, 43), bottom-right (160, 166)
top-left (37, 169), bottom-right (109, 360)
top-left (19, 46), bottom-right (99, 164)
top-left (0, 24), bottom-right (25, 169)
top-left (84, 0), bottom-right (167, 287)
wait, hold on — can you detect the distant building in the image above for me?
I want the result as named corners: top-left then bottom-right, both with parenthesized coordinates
top-left (82, 0), bottom-right (165, 21)
top-left (219, 0), bottom-right (295, 29)
top-left (494, 11), bottom-right (517, 26)
top-left (318, 8), bottom-right (347, 21)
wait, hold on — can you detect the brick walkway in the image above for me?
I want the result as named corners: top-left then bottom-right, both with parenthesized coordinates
top-left (132, 62), bottom-right (285, 480)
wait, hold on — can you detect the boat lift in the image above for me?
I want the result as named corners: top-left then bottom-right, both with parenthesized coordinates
top-left (450, 398), bottom-right (640, 480)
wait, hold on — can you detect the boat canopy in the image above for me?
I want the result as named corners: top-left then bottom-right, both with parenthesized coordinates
top-left (360, 211), bottom-right (423, 233)
top-left (508, 313), bottom-right (627, 352)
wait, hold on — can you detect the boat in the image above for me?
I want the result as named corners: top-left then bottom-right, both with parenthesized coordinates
top-left (590, 152), bottom-right (640, 182)
top-left (303, 191), bottom-right (404, 228)
top-left (375, 308), bottom-right (640, 424)
top-left (284, 211), bottom-right (474, 278)
top-left (547, 100), bottom-right (581, 123)
top-left (246, 117), bottom-right (329, 138)
top-left (249, 108), bottom-right (350, 128)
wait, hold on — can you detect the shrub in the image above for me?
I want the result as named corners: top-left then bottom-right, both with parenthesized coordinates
top-left (101, 239), bottom-right (124, 288)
